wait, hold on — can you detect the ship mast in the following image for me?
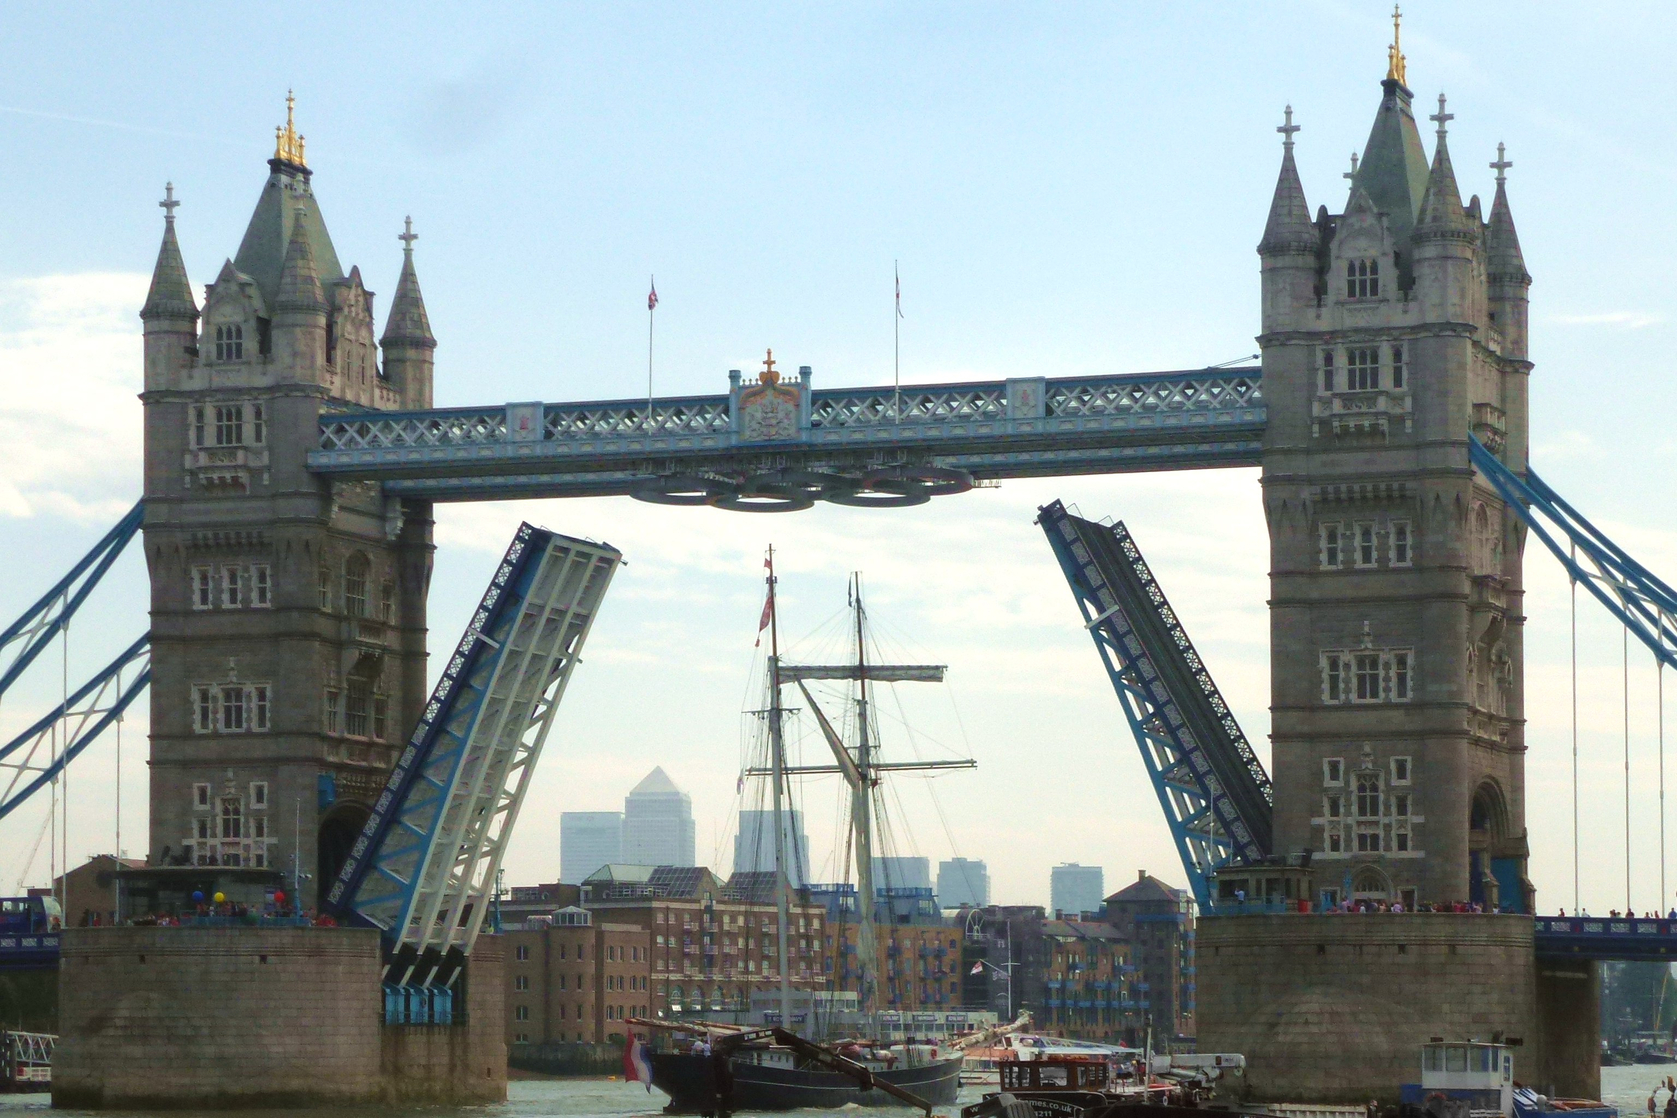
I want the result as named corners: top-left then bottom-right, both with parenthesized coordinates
top-left (850, 574), bottom-right (881, 1018)
top-left (765, 546), bottom-right (794, 1031)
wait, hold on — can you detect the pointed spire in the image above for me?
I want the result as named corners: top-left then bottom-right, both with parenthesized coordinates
top-left (276, 202), bottom-right (326, 313)
top-left (1259, 107), bottom-right (1316, 256)
top-left (1415, 93), bottom-right (1473, 236)
top-left (1386, 5), bottom-right (1407, 87)
top-left (382, 216), bottom-right (435, 347)
top-left (141, 182), bottom-right (198, 322)
top-left (1485, 143), bottom-right (1529, 282)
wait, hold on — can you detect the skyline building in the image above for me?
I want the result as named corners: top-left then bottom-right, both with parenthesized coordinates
top-left (1050, 863), bottom-right (1105, 917)
top-left (937, 857), bottom-right (991, 909)
top-left (560, 811), bottom-right (623, 885)
top-left (871, 855), bottom-right (932, 893)
top-left (621, 767), bottom-right (696, 868)
top-left (732, 808), bottom-right (810, 886)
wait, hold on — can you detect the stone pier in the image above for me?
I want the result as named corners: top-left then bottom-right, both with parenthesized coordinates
top-left (52, 926), bottom-right (505, 1109)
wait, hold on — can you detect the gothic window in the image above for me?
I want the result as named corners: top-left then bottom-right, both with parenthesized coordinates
top-left (214, 323), bottom-right (244, 362)
top-left (380, 579), bottom-right (395, 622)
top-left (1390, 344), bottom-right (1406, 389)
top-left (1321, 350), bottom-right (1336, 393)
top-left (372, 692), bottom-right (389, 741)
top-left (192, 566), bottom-right (213, 610)
top-left (250, 403), bottom-right (265, 446)
top-left (192, 405), bottom-right (207, 448)
top-left (194, 783), bottom-right (211, 809)
top-left (220, 797), bottom-right (242, 839)
top-left (221, 565), bottom-right (243, 608)
top-left (1354, 653), bottom-right (1382, 701)
top-left (252, 564), bottom-right (271, 608)
top-left (250, 781), bottom-right (268, 808)
top-left (1320, 523), bottom-right (1343, 569)
top-left (1391, 756), bottom-right (1411, 784)
top-left (1326, 794), bottom-right (1343, 819)
top-left (1390, 521), bottom-right (1413, 567)
top-left (1355, 775), bottom-right (1381, 819)
top-left (346, 679), bottom-right (371, 737)
top-left (1323, 654), bottom-right (1346, 702)
top-left (193, 686), bottom-right (214, 732)
top-left (324, 689), bottom-right (341, 735)
top-left (318, 566), bottom-right (333, 611)
top-left (1393, 793), bottom-right (1411, 817)
top-left (1347, 347), bottom-right (1379, 390)
top-left (213, 405), bottom-right (243, 447)
top-left (1354, 522), bottom-right (1377, 567)
top-left (1324, 758), bottom-right (1344, 785)
top-left (220, 686), bottom-right (245, 731)
top-left (1390, 652), bottom-right (1412, 700)
top-left (252, 685), bottom-right (269, 730)
top-left (1346, 259), bottom-right (1379, 299)
top-left (1356, 828), bottom-right (1381, 853)
top-left (344, 554), bottom-right (370, 618)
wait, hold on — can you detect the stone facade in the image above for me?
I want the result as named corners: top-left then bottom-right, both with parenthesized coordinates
top-left (138, 102), bottom-right (436, 903)
top-left (1196, 914), bottom-right (1573, 1104)
top-left (1258, 65), bottom-right (1532, 909)
top-left (504, 911), bottom-right (652, 1043)
top-left (53, 926), bottom-right (506, 1108)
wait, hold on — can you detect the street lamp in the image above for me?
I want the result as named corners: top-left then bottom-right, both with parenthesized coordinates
top-left (964, 909), bottom-right (1018, 1021)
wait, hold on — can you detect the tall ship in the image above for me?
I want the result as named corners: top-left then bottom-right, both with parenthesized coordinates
top-left (646, 552), bottom-right (968, 1112)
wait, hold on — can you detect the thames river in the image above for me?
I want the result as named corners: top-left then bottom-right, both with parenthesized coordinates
top-left (1, 1067), bottom-right (1669, 1117)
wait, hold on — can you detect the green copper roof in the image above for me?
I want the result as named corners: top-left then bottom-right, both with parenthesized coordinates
top-left (1349, 79), bottom-right (1431, 245)
top-left (233, 162), bottom-right (343, 310)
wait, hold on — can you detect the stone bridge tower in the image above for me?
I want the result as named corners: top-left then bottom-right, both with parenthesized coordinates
top-left (139, 97), bottom-right (436, 902)
top-left (1256, 33), bottom-right (1532, 909)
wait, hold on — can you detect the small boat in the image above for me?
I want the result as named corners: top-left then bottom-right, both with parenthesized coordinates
top-left (1401, 1040), bottom-right (1617, 1118)
top-left (651, 1041), bottom-right (962, 1113)
top-left (960, 1054), bottom-right (1227, 1118)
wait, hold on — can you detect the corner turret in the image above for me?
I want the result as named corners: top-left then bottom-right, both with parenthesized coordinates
top-left (1258, 107), bottom-right (1320, 330)
top-left (1411, 94), bottom-right (1481, 322)
top-left (273, 202), bottom-right (328, 382)
top-left (381, 217), bottom-right (436, 410)
top-left (1485, 144), bottom-right (1530, 361)
top-left (141, 184), bottom-right (199, 391)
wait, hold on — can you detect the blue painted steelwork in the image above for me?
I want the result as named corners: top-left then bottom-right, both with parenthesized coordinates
top-left (327, 522), bottom-right (621, 974)
top-left (1038, 501), bottom-right (1272, 908)
top-left (0, 634), bottom-right (150, 822)
top-left (1533, 916), bottom-right (1677, 960)
top-left (309, 367), bottom-right (1264, 502)
top-left (0, 499), bottom-right (142, 699)
top-left (0, 896), bottom-right (62, 971)
top-left (1471, 435), bottom-right (1677, 669)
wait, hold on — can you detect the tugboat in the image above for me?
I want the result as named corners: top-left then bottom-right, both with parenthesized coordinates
top-left (642, 556), bottom-right (967, 1112)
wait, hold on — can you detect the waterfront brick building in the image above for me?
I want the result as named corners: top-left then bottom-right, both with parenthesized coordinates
top-left (503, 907), bottom-right (650, 1044)
top-left (1039, 919), bottom-right (1137, 1043)
top-left (580, 864), bottom-right (828, 1020)
top-left (1102, 872), bottom-right (1195, 1043)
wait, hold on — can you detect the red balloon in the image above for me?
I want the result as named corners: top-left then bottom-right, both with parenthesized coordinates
top-left (274, 891), bottom-right (287, 904)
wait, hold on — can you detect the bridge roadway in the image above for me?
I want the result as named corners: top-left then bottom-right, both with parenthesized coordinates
top-left (308, 365), bottom-right (1264, 501)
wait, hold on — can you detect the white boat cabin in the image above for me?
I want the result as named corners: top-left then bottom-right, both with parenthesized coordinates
top-left (1420, 1041), bottom-right (1513, 1117)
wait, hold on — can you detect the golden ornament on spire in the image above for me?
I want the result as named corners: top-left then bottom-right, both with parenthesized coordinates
top-left (1386, 5), bottom-right (1407, 86)
top-left (273, 90), bottom-right (307, 167)
top-left (759, 348), bottom-right (779, 385)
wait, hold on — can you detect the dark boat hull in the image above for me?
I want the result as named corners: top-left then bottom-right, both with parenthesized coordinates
top-left (651, 1051), bottom-right (964, 1113)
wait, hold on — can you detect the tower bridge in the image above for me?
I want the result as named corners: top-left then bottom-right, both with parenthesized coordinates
top-left (7, 16), bottom-right (1677, 1108)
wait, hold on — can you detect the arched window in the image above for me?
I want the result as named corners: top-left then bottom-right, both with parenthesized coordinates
top-left (344, 554), bottom-right (370, 618)
top-left (214, 323), bottom-right (245, 362)
top-left (1346, 258), bottom-right (1380, 299)
top-left (1355, 775), bottom-right (1382, 819)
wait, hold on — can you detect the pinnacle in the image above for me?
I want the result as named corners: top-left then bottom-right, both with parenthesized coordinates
top-left (1486, 175), bottom-right (1528, 282)
top-left (1258, 139), bottom-right (1316, 256)
top-left (1415, 126), bottom-right (1472, 236)
top-left (140, 190), bottom-right (197, 322)
top-left (276, 204), bottom-right (326, 312)
top-left (382, 220), bottom-right (435, 348)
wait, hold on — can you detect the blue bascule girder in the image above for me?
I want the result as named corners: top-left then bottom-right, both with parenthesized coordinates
top-left (0, 499), bottom-right (142, 700)
top-left (326, 523), bottom-right (621, 979)
top-left (308, 367), bottom-right (1265, 505)
top-left (1038, 501), bottom-right (1273, 908)
top-left (1471, 435), bottom-right (1677, 670)
top-left (0, 634), bottom-right (150, 823)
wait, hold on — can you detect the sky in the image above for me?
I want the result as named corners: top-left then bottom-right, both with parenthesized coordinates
top-left (2, 2), bottom-right (1677, 914)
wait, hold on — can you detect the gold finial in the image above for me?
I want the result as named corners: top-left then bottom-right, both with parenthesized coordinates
top-left (1386, 5), bottom-right (1407, 86)
top-left (273, 89), bottom-right (307, 168)
top-left (760, 348), bottom-right (779, 385)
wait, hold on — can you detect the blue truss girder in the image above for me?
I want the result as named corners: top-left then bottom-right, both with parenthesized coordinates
top-left (327, 523), bottom-right (621, 963)
top-left (0, 500), bottom-right (142, 699)
top-left (307, 368), bottom-right (1265, 499)
top-left (1038, 501), bottom-right (1273, 908)
top-left (0, 634), bottom-right (150, 822)
top-left (1470, 436), bottom-right (1677, 670)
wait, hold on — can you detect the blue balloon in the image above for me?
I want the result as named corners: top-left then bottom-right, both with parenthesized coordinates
top-left (191, 891), bottom-right (204, 903)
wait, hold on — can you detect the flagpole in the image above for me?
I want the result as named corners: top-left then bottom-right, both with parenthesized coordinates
top-left (893, 261), bottom-right (901, 425)
top-left (647, 275), bottom-right (656, 433)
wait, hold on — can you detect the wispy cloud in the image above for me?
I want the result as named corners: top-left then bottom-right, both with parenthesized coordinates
top-left (1547, 311), bottom-right (1666, 329)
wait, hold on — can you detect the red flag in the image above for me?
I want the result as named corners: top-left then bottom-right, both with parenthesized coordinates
top-left (648, 277), bottom-right (658, 312)
top-left (623, 1033), bottom-right (652, 1091)
top-left (755, 591), bottom-right (772, 647)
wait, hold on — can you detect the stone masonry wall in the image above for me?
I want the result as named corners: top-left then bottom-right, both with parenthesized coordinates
top-left (1197, 914), bottom-right (1549, 1104)
top-left (53, 926), bottom-right (507, 1109)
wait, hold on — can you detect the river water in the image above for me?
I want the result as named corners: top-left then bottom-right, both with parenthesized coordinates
top-left (0, 1067), bottom-right (1664, 1118)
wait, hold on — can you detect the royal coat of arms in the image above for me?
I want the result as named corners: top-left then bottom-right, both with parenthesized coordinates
top-left (737, 349), bottom-right (801, 442)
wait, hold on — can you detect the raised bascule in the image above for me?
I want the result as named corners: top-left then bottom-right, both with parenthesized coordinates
top-left (8, 16), bottom-right (1676, 1110)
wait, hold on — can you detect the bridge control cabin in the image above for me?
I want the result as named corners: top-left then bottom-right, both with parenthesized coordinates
top-left (1209, 862), bottom-right (1314, 912)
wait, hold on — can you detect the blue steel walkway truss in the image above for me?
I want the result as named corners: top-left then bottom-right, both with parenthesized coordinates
top-left (1038, 500), bottom-right (1273, 907)
top-left (327, 523), bottom-right (621, 982)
